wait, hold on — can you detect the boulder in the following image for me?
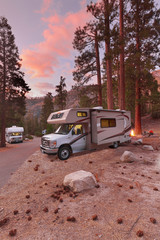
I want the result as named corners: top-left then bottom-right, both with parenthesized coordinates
top-left (63, 170), bottom-right (98, 193)
top-left (143, 145), bottom-right (154, 151)
top-left (120, 151), bottom-right (137, 163)
top-left (133, 139), bottom-right (143, 145)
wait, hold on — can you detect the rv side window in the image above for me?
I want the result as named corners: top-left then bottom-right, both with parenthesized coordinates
top-left (101, 118), bottom-right (116, 128)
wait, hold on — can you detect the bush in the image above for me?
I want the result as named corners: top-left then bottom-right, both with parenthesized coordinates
top-left (24, 134), bottom-right (34, 140)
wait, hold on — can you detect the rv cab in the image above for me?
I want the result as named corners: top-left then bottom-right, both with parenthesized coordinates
top-left (41, 123), bottom-right (86, 160)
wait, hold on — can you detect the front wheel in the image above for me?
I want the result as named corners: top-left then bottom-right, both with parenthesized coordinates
top-left (58, 146), bottom-right (71, 160)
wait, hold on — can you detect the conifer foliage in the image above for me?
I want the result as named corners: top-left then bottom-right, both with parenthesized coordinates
top-left (0, 17), bottom-right (30, 147)
top-left (55, 76), bottom-right (67, 110)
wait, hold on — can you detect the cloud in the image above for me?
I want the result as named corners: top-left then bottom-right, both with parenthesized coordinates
top-left (21, 1), bottom-right (92, 79)
top-left (36, 0), bottom-right (52, 14)
top-left (27, 82), bottom-right (56, 97)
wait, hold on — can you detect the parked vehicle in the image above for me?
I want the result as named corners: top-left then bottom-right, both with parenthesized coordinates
top-left (40, 107), bottom-right (131, 160)
top-left (5, 126), bottom-right (24, 143)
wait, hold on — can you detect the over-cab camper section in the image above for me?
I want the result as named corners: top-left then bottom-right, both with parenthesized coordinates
top-left (47, 108), bottom-right (90, 125)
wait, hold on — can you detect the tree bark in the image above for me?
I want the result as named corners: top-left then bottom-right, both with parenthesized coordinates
top-left (134, 0), bottom-right (142, 135)
top-left (0, 37), bottom-right (6, 147)
top-left (119, 0), bottom-right (125, 110)
top-left (95, 30), bottom-right (102, 106)
top-left (104, 0), bottom-right (113, 109)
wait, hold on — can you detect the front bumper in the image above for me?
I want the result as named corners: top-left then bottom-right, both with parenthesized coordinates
top-left (40, 145), bottom-right (58, 154)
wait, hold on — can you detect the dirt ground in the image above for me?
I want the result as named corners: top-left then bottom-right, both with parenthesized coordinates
top-left (0, 118), bottom-right (160, 240)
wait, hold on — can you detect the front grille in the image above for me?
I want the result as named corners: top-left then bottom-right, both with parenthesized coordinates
top-left (41, 138), bottom-right (49, 147)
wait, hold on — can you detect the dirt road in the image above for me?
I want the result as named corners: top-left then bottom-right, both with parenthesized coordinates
top-left (0, 137), bottom-right (40, 188)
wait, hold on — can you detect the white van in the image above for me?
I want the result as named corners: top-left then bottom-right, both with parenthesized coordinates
top-left (5, 126), bottom-right (24, 143)
top-left (40, 107), bottom-right (131, 160)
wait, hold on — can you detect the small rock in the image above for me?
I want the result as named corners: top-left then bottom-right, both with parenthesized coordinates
top-left (133, 139), bottom-right (143, 145)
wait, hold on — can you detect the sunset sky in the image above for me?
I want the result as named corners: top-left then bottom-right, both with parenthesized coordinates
top-left (0, 0), bottom-right (159, 98)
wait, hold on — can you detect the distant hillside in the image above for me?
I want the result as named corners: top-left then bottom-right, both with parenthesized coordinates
top-left (25, 88), bottom-right (80, 118)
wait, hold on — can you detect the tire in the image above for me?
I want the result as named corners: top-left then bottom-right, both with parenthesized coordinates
top-left (58, 146), bottom-right (71, 160)
top-left (113, 141), bottom-right (119, 148)
top-left (109, 141), bottom-right (119, 149)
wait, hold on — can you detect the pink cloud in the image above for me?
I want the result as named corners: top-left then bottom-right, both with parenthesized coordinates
top-left (37, 0), bottom-right (52, 14)
top-left (22, 49), bottom-right (58, 78)
top-left (21, 2), bottom-right (93, 79)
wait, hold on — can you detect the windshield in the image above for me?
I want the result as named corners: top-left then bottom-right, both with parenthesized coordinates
top-left (11, 132), bottom-right (22, 136)
top-left (55, 124), bottom-right (73, 135)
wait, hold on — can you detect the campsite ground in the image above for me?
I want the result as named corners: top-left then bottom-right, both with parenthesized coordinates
top-left (0, 116), bottom-right (160, 240)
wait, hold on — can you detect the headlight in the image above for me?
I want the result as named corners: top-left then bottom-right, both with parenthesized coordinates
top-left (50, 141), bottom-right (57, 148)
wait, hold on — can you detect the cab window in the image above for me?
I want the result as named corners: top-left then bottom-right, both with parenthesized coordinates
top-left (72, 124), bottom-right (83, 135)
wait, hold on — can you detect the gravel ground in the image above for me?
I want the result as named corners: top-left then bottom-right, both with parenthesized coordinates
top-left (0, 135), bottom-right (160, 240)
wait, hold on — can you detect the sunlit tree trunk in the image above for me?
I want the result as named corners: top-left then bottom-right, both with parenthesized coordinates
top-left (134, 0), bottom-right (142, 135)
top-left (119, 0), bottom-right (125, 110)
top-left (0, 36), bottom-right (6, 147)
top-left (95, 30), bottom-right (102, 106)
top-left (104, 0), bottom-right (113, 109)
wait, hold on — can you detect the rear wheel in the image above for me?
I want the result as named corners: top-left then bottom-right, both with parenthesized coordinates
top-left (58, 146), bottom-right (71, 160)
top-left (113, 141), bottom-right (119, 148)
top-left (109, 141), bottom-right (119, 149)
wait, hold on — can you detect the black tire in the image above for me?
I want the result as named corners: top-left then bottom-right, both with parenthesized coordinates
top-left (113, 141), bottom-right (119, 148)
top-left (58, 146), bottom-right (71, 160)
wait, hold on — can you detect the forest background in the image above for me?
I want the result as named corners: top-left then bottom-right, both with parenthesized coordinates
top-left (0, 0), bottom-right (160, 146)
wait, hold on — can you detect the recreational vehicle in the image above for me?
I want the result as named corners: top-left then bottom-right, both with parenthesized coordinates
top-left (5, 126), bottom-right (24, 143)
top-left (40, 107), bottom-right (131, 160)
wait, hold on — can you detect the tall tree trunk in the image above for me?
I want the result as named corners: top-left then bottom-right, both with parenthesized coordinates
top-left (0, 38), bottom-right (6, 147)
top-left (135, 0), bottom-right (142, 135)
top-left (95, 30), bottom-right (102, 106)
top-left (104, 0), bottom-right (113, 109)
top-left (119, 0), bottom-right (125, 110)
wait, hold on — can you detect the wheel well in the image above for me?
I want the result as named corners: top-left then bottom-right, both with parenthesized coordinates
top-left (59, 144), bottom-right (72, 153)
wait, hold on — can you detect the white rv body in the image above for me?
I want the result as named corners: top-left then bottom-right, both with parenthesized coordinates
top-left (5, 126), bottom-right (24, 143)
top-left (40, 108), bottom-right (131, 160)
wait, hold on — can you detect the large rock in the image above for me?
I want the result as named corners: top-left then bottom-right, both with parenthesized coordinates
top-left (133, 139), bottom-right (143, 145)
top-left (143, 145), bottom-right (154, 151)
top-left (120, 151), bottom-right (137, 163)
top-left (63, 170), bottom-right (98, 193)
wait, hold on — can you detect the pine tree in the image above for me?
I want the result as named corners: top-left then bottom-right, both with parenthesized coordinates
top-left (55, 76), bottom-right (67, 110)
top-left (87, 0), bottom-right (118, 109)
top-left (41, 92), bottom-right (54, 131)
top-left (73, 23), bottom-right (102, 106)
top-left (0, 17), bottom-right (30, 147)
top-left (126, 0), bottom-right (160, 134)
top-left (119, 0), bottom-right (125, 110)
